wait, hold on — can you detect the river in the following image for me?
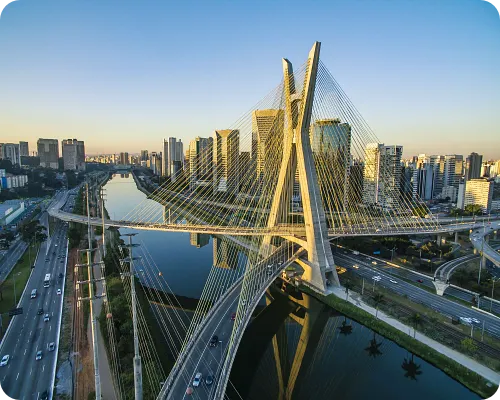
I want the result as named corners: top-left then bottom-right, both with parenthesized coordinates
top-left (103, 173), bottom-right (479, 400)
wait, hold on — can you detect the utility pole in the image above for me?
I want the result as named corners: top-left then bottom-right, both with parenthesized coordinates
top-left (491, 277), bottom-right (497, 312)
top-left (122, 233), bottom-right (143, 400)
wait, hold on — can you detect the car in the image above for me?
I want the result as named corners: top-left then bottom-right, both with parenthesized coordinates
top-left (45, 258), bottom-right (50, 262)
top-left (57, 289), bottom-right (62, 295)
top-left (417, 279), bottom-right (424, 283)
top-left (44, 314), bottom-right (50, 322)
top-left (48, 342), bottom-right (55, 352)
top-left (371, 261), bottom-right (377, 265)
top-left (209, 335), bottom-right (218, 347)
top-left (371, 275), bottom-right (381, 281)
top-left (471, 318), bottom-right (481, 324)
top-left (31, 289), bottom-right (37, 299)
top-left (230, 312), bottom-right (236, 321)
top-left (59, 273), bottom-right (64, 279)
top-left (389, 279), bottom-right (398, 284)
top-left (205, 375), bottom-right (214, 386)
top-left (36, 350), bottom-right (43, 360)
top-left (55, 244), bottom-right (58, 247)
top-left (40, 391), bottom-right (49, 400)
top-left (0, 355), bottom-right (10, 366)
top-left (460, 316), bottom-right (472, 324)
top-left (193, 372), bottom-right (202, 387)
top-left (38, 308), bottom-right (44, 315)
top-left (352, 264), bottom-right (359, 269)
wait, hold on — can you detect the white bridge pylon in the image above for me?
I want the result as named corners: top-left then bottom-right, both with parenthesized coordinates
top-left (264, 41), bottom-right (339, 292)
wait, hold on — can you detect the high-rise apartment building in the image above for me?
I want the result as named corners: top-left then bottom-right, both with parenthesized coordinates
top-left (213, 129), bottom-right (239, 194)
top-left (464, 179), bottom-right (493, 213)
top-left (251, 109), bottom-right (284, 186)
top-left (150, 152), bottom-right (162, 176)
top-left (19, 141), bottom-right (29, 157)
top-left (62, 139), bottom-right (85, 171)
top-left (466, 152), bottom-right (483, 181)
top-left (441, 154), bottom-right (463, 201)
top-left (412, 158), bottom-right (435, 200)
top-left (310, 118), bottom-right (351, 211)
top-left (140, 150), bottom-right (149, 162)
top-left (362, 143), bottom-right (403, 209)
top-left (2, 143), bottom-right (20, 165)
top-left (189, 137), bottom-right (213, 192)
top-left (37, 139), bottom-right (59, 169)
top-left (119, 152), bottom-right (129, 165)
top-left (163, 138), bottom-right (184, 181)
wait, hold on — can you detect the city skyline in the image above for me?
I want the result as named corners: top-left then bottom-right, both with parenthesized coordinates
top-left (0, 0), bottom-right (499, 157)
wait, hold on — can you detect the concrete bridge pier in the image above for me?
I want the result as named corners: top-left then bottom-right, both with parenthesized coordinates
top-left (437, 234), bottom-right (443, 247)
top-left (433, 280), bottom-right (449, 296)
top-left (455, 231), bottom-right (459, 243)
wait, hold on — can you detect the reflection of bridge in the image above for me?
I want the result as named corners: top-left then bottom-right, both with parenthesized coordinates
top-left (49, 42), bottom-right (500, 399)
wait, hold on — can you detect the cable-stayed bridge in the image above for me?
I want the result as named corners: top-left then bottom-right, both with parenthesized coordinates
top-left (48, 42), bottom-right (500, 399)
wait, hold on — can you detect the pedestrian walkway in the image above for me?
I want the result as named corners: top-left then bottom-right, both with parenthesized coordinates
top-left (327, 286), bottom-right (500, 384)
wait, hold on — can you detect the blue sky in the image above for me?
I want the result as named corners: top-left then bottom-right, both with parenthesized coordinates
top-left (0, 0), bottom-right (499, 158)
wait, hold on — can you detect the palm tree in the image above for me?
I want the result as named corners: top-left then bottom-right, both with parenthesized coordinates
top-left (373, 293), bottom-right (384, 319)
top-left (409, 313), bottom-right (422, 338)
top-left (344, 280), bottom-right (354, 301)
top-left (402, 353), bottom-right (422, 380)
top-left (365, 332), bottom-right (382, 358)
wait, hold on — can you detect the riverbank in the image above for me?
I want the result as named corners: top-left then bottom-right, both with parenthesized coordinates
top-left (301, 285), bottom-right (499, 399)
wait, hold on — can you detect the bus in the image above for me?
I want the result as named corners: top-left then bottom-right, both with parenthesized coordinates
top-left (43, 274), bottom-right (51, 288)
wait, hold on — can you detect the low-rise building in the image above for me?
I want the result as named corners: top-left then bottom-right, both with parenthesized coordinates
top-left (0, 200), bottom-right (25, 226)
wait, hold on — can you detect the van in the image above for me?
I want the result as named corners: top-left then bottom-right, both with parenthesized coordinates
top-left (31, 289), bottom-right (37, 299)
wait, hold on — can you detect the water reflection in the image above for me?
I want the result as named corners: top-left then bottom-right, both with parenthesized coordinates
top-left (103, 174), bottom-right (479, 400)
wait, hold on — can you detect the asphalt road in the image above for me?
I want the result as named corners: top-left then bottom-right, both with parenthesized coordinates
top-left (334, 253), bottom-right (500, 339)
top-left (0, 218), bottom-right (70, 399)
top-left (0, 239), bottom-right (28, 283)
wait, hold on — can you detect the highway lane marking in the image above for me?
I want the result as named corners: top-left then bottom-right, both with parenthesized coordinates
top-left (24, 349), bottom-right (27, 355)
top-left (30, 368), bottom-right (32, 375)
top-left (16, 372), bottom-right (19, 380)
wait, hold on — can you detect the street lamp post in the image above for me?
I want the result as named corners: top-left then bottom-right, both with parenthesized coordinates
top-left (491, 277), bottom-right (498, 312)
top-left (13, 271), bottom-right (21, 306)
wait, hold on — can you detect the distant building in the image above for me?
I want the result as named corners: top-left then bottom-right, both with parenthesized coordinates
top-left (213, 129), bottom-right (239, 194)
top-left (457, 181), bottom-right (466, 209)
top-left (0, 200), bottom-right (25, 226)
top-left (163, 138), bottom-right (184, 180)
top-left (464, 179), bottom-right (493, 213)
top-left (441, 185), bottom-right (458, 203)
top-left (140, 150), bottom-right (149, 162)
top-left (119, 152), bottom-right (130, 165)
top-left (347, 160), bottom-right (364, 204)
top-left (19, 141), bottom-right (29, 157)
top-left (62, 139), bottom-right (86, 171)
top-left (2, 143), bottom-right (20, 165)
top-left (150, 152), bottom-right (162, 176)
top-left (412, 162), bottom-right (435, 200)
top-left (37, 138), bottom-right (59, 169)
top-left (189, 137), bottom-right (213, 192)
top-left (252, 109), bottom-right (284, 189)
top-left (362, 143), bottom-right (403, 209)
top-left (466, 152), bottom-right (483, 180)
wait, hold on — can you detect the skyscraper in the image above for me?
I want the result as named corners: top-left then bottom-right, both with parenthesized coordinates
top-left (189, 137), bottom-right (213, 192)
top-left (163, 138), bottom-right (184, 180)
top-left (2, 143), bottom-right (20, 165)
top-left (310, 118), bottom-right (351, 211)
top-left (251, 109), bottom-right (284, 186)
top-left (464, 179), bottom-right (493, 213)
top-left (362, 143), bottom-right (403, 209)
top-left (62, 139), bottom-right (86, 171)
top-left (19, 141), bottom-right (29, 157)
top-left (466, 152), bottom-right (483, 181)
top-left (119, 152), bottom-right (129, 165)
top-left (441, 154), bottom-right (463, 201)
top-left (37, 139), bottom-right (59, 169)
top-left (140, 150), bottom-right (149, 162)
top-left (213, 129), bottom-right (240, 194)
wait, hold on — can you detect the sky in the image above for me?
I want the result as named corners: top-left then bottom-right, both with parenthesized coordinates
top-left (0, 0), bottom-right (499, 158)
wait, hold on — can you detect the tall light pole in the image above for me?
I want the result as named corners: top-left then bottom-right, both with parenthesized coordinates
top-left (491, 277), bottom-right (498, 312)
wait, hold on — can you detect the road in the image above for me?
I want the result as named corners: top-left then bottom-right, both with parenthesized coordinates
top-left (0, 213), bottom-right (71, 398)
top-left (0, 239), bottom-right (28, 283)
top-left (333, 252), bottom-right (500, 339)
top-left (470, 221), bottom-right (500, 267)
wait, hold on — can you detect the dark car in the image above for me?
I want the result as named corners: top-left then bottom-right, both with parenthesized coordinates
top-left (40, 391), bottom-right (49, 400)
top-left (59, 272), bottom-right (64, 279)
top-left (417, 279), bottom-right (423, 283)
top-left (37, 308), bottom-right (43, 315)
top-left (205, 375), bottom-right (214, 386)
top-left (230, 313), bottom-right (236, 321)
top-left (208, 335), bottom-right (218, 347)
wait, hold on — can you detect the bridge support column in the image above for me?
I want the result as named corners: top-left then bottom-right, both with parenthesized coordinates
top-left (454, 231), bottom-right (459, 243)
top-left (432, 280), bottom-right (449, 296)
top-left (437, 234), bottom-right (443, 247)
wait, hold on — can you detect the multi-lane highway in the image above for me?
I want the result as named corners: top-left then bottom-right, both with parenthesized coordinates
top-left (0, 238), bottom-right (28, 283)
top-left (0, 203), bottom-right (72, 399)
top-left (333, 251), bottom-right (500, 339)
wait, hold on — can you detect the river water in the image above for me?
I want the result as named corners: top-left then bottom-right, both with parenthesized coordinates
top-left (104, 173), bottom-right (479, 400)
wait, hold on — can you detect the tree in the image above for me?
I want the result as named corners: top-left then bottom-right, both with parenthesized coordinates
top-left (19, 221), bottom-right (47, 243)
top-left (373, 293), bottom-right (384, 319)
top-left (344, 280), bottom-right (354, 301)
top-left (461, 337), bottom-right (478, 355)
top-left (464, 204), bottom-right (482, 216)
top-left (402, 354), bottom-right (422, 380)
top-left (409, 313), bottom-right (421, 338)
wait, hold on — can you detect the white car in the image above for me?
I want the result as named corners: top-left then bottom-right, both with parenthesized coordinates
top-left (372, 275), bottom-right (381, 281)
top-left (0, 355), bottom-right (10, 367)
top-left (352, 264), bottom-right (359, 269)
top-left (193, 372), bottom-right (202, 387)
top-left (372, 261), bottom-right (377, 265)
top-left (57, 289), bottom-right (62, 295)
top-left (471, 318), bottom-right (481, 324)
top-left (389, 279), bottom-right (398, 284)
